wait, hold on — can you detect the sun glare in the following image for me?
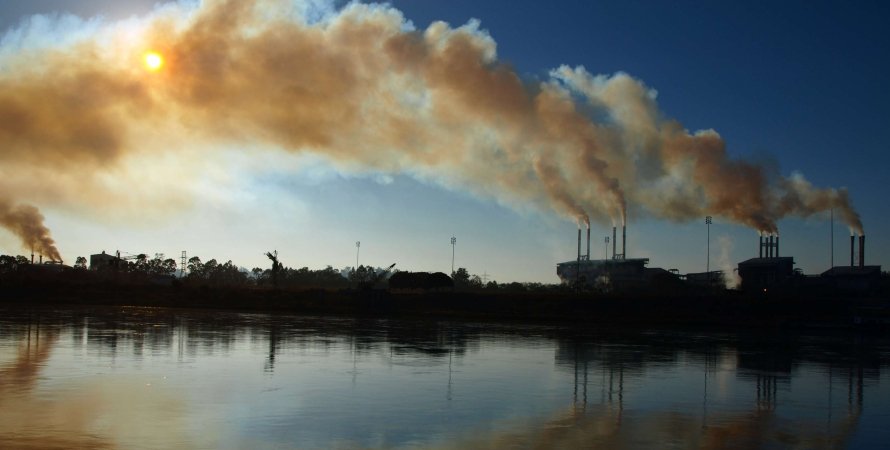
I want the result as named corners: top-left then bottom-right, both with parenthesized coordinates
top-left (144, 52), bottom-right (164, 71)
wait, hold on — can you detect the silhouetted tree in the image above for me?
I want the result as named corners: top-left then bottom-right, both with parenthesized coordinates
top-left (266, 251), bottom-right (281, 288)
top-left (74, 256), bottom-right (87, 270)
top-left (452, 267), bottom-right (470, 286)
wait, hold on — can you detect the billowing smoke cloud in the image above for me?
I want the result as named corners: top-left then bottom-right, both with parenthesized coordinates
top-left (0, 0), bottom-right (863, 254)
top-left (0, 196), bottom-right (61, 261)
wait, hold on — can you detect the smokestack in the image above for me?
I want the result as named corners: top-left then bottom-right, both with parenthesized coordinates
top-left (766, 235), bottom-right (771, 258)
top-left (622, 225), bottom-right (627, 260)
top-left (577, 228), bottom-right (582, 262)
top-left (612, 227), bottom-right (617, 260)
top-left (586, 226), bottom-right (591, 261)
top-left (859, 235), bottom-right (865, 268)
top-left (775, 235), bottom-right (779, 258)
top-left (39, 255), bottom-right (43, 264)
top-left (31, 249), bottom-right (34, 264)
top-left (850, 235), bottom-right (855, 267)
top-left (759, 235), bottom-right (763, 258)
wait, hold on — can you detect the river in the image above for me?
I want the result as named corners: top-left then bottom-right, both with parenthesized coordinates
top-left (1, 306), bottom-right (887, 449)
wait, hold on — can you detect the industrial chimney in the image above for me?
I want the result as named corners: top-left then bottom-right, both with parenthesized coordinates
top-left (612, 226), bottom-right (617, 260)
top-left (859, 235), bottom-right (865, 268)
top-left (622, 225), bottom-right (627, 260)
top-left (586, 226), bottom-right (591, 261)
top-left (577, 228), bottom-right (582, 262)
top-left (850, 235), bottom-right (855, 267)
top-left (775, 235), bottom-right (780, 258)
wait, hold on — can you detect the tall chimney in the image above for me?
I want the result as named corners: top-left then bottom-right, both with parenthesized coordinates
top-left (775, 235), bottom-right (779, 258)
top-left (622, 225), bottom-right (627, 260)
top-left (768, 235), bottom-right (773, 258)
top-left (577, 228), bottom-right (582, 262)
top-left (850, 235), bottom-right (855, 267)
top-left (586, 226), bottom-right (591, 261)
top-left (859, 235), bottom-right (865, 268)
top-left (759, 236), bottom-right (763, 258)
top-left (39, 255), bottom-right (43, 264)
top-left (31, 249), bottom-right (34, 264)
top-left (612, 226), bottom-right (617, 260)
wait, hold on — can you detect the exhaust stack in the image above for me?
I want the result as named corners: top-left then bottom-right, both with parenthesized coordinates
top-left (850, 235), bottom-right (855, 267)
top-left (612, 227), bottom-right (617, 260)
top-left (859, 235), bottom-right (865, 268)
top-left (622, 225), bottom-right (627, 260)
top-left (775, 235), bottom-right (779, 258)
top-left (759, 235), bottom-right (763, 258)
top-left (577, 228), bottom-right (582, 262)
top-left (586, 226), bottom-right (590, 261)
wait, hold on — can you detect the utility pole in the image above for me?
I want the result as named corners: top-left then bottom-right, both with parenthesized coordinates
top-left (355, 241), bottom-right (360, 269)
top-left (451, 237), bottom-right (456, 275)
top-left (705, 216), bottom-right (712, 281)
top-left (830, 208), bottom-right (834, 268)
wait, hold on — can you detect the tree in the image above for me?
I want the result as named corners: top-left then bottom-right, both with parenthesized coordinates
top-left (187, 256), bottom-right (204, 279)
top-left (75, 256), bottom-right (87, 270)
top-left (452, 267), bottom-right (470, 286)
top-left (265, 251), bottom-right (281, 288)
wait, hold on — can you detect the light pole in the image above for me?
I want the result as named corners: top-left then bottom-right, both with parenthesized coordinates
top-left (451, 237), bottom-right (456, 275)
top-left (705, 216), bottom-right (712, 281)
top-left (355, 241), bottom-right (360, 269)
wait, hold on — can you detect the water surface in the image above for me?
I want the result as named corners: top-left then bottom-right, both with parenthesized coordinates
top-left (1, 306), bottom-right (888, 449)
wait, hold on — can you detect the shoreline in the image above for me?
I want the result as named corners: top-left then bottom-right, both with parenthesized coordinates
top-left (2, 282), bottom-right (888, 333)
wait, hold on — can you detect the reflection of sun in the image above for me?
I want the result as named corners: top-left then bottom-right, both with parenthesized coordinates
top-left (144, 52), bottom-right (164, 71)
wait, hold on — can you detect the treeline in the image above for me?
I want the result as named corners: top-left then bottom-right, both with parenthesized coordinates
top-left (0, 252), bottom-right (578, 293)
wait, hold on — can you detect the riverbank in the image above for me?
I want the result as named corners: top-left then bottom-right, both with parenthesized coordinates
top-left (2, 282), bottom-right (888, 332)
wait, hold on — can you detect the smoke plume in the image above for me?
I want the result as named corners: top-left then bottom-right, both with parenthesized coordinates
top-left (0, 196), bottom-right (61, 261)
top-left (0, 0), bottom-right (863, 253)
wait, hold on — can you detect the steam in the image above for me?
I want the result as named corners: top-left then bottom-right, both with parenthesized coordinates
top-left (0, 0), bottom-right (863, 254)
top-left (0, 196), bottom-right (61, 261)
top-left (717, 236), bottom-right (740, 289)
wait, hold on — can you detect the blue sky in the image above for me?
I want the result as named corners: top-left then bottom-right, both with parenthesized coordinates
top-left (0, 1), bottom-right (887, 282)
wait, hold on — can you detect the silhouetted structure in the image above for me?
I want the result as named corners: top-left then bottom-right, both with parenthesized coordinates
top-left (388, 272), bottom-right (453, 292)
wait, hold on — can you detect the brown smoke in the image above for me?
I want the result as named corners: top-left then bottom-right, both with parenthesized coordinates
top-left (0, 0), bottom-right (863, 242)
top-left (0, 196), bottom-right (61, 261)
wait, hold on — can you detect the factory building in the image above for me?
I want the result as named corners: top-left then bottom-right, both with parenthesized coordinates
top-left (556, 224), bottom-right (679, 291)
top-left (820, 235), bottom-right (882, 294)
top-left (90, 251), bottom-right (121, 271)
top-left (736, 234), bottom-right (795, 292)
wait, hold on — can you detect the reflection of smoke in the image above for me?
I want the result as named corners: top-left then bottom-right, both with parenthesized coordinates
top-left (0, 320), bottom-right (195, 449)
top-left (717, 236), bottom-right (740, 289)
top-left (0, 196), bottom-right (61, 260)
top-left (0, 0), bottom-right (862, 235)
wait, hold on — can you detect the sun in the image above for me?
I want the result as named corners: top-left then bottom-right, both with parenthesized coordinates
top-left (143, 52), bottom-right (164, 71)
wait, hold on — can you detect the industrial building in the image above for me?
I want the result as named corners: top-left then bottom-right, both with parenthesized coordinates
top-left (90, 251), bottom-right (121, 271)
top-left (558, 223), bottom-right (882, 296)
top-left (819, 235), bottom-right (882, 294)
top-left (556, 224), bottom-right (679, 291)
top-left (737, 235), bottom-right (794, 292)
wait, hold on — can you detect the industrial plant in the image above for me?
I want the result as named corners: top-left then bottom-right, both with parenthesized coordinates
top-left (557, 225), bottom-right (883, 295)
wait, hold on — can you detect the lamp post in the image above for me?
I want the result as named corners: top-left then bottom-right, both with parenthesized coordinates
top-left (355, 241), bottom-right (360, 269)
top-left (451, 237), bottom-right (456, 275)
top-left (705, 216), bottom-right (712, 281)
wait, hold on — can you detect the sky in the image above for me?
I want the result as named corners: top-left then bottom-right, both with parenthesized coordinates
top-left (0, 0), bottom-right (887, 282)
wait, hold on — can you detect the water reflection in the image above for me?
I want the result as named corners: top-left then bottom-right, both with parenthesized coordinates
top-left (0, 306), bottom-right (887, 449)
